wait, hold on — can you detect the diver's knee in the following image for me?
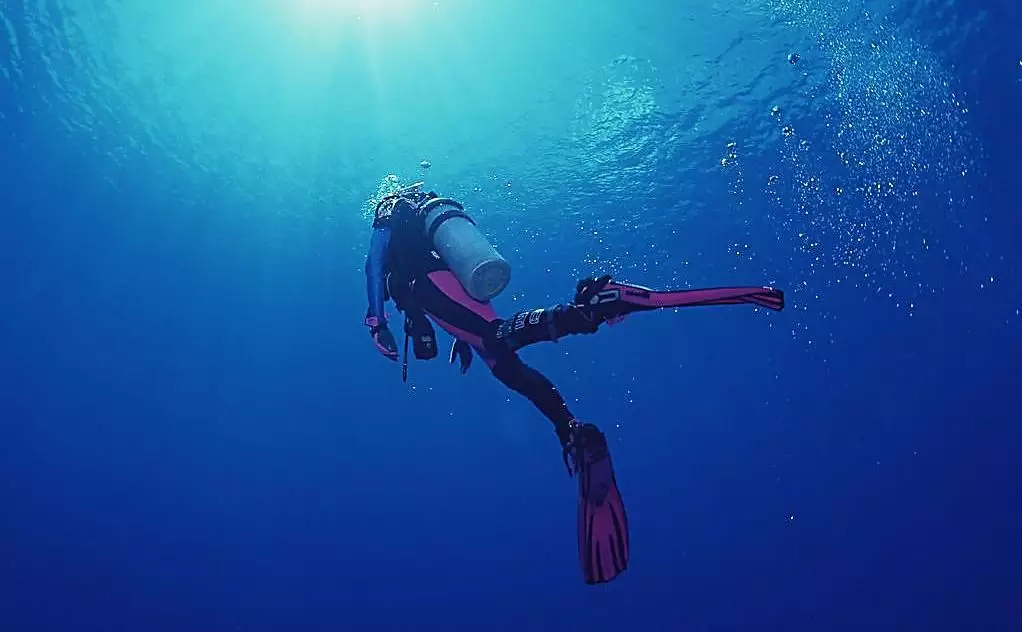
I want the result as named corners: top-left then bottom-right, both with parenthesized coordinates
top-left (482, 325), bottom-right (516, 364)
top-left (489, 354), bottom-right (523, 385)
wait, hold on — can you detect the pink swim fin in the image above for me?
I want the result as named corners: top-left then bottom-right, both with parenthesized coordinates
top-left (574, 275), bottom-right (785, 319)
top-left (569, 423), bottom-right (629, 585)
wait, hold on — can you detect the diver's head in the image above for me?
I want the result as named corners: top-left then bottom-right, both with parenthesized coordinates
top-left (368, 175), bottom-right (431, 226)
top-left (364, 174), bottom-right (403, 223)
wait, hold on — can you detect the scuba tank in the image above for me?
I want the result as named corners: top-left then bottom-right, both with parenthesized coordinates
top-left (421, 197), bottom-right (511, 302)
top-left (375, 181), bottom-right (511, 302)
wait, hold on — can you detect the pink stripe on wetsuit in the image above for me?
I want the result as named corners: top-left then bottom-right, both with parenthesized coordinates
top-left (409, 271), bottom-right (576, 433)
top-left (422, 271), bottom-right (499, 366)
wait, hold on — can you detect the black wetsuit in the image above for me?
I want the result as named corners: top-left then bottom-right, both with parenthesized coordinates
top-left (364, 188), bottom-right (598, 446)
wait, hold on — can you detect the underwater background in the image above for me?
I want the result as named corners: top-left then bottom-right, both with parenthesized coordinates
top-left (2, 0), bottom-right (1020, 630)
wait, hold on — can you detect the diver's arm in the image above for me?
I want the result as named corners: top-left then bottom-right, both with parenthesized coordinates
top-left (365, 225), bottom-right (391, 321)
top-left (364, 225), bottom-right (398, 361)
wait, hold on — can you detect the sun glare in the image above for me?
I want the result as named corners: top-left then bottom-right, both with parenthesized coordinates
top-left (292, 0), bottom-right (420, 23)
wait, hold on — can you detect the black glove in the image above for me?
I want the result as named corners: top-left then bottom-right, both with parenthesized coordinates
top-left (449, 339), bottom-right (473, 374)
top-left (365, 316), bottom-right (398, 362)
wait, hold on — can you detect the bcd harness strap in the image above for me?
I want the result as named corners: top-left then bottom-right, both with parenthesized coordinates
top-left (402, 331), bottom-right (410, 382)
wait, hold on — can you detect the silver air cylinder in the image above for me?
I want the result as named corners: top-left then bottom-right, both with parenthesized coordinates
top-left (424, 200), bottom-right (511, 302)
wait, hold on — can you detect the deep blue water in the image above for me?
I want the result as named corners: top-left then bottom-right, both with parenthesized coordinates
top-left (2, 0), bottom-right (1020, 630)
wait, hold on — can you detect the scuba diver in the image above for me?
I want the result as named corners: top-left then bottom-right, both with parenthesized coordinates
top-left (363, 178), bottom-right (785, 585)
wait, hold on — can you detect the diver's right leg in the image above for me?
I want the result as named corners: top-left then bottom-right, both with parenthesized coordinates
top-left (494, 303), bottom-right (601, 351)
top-left (496, 275), bottom-right (786, 352)
top-left (492, 276), bottom-right (654, 351)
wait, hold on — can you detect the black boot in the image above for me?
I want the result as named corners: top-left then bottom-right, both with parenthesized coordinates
top-left (572, 275), bottom-right (632, 323)
top-left (559, 419), bottom-right (584, 476)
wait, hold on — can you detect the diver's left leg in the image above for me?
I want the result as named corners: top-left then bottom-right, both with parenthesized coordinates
top-left (490, 351), bottom-right (629, 585)
top-left (415, 271), bottom-right (629, 584)
top-left (409, 271), bottom-right (579, 448)
top-left (489, 355), bottom-right (577, 448)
